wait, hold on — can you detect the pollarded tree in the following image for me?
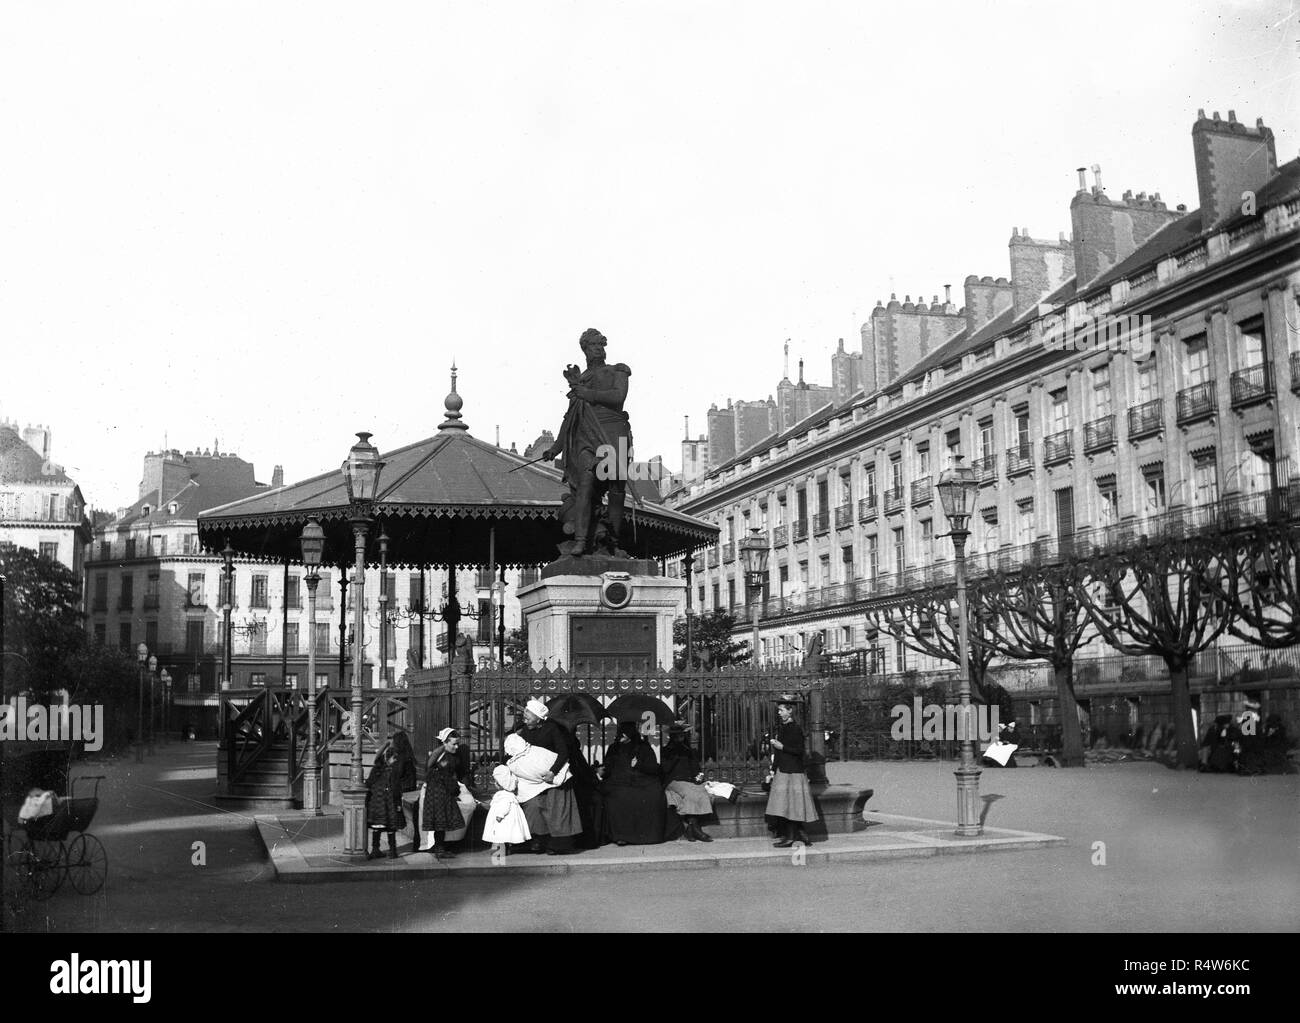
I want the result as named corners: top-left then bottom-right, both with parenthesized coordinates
top-left (673, 610), bottom-right (750, 669)
top-left (971, 561), bottom-right (1095, 767)
top-left (864, 586), bottom-right (998, 700)
top-left (1225, 523), bottom-right (1300, 648)
top-left (1082, 534), bottom-right (1235, 770)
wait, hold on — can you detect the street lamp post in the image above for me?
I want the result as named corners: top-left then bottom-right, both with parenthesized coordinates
top-left (221, 540), bottom-right (235, 693)
top-left (147, 654), bottom-right (157, 755)
top-left (377, 526), bottom-right (389, 687)
top-left (937, 454), bottom-right (982, 837)
top-left (159, 669), bottom-right (171, 745)
top-left (341, 432), bottom-right (384, 855)
top-left (739, 527), bottom-right (770, 667)
top-left (135, 643), bottom-right (148, 763)
top-left (300, 519), bottom-right (325, 815)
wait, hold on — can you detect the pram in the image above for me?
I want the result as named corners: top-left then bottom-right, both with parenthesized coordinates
top-left (6, 775), bottom-right (108, 901)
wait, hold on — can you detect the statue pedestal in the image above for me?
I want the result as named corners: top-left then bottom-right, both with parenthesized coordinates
top-left (518, 564), bottom-right (685, 672)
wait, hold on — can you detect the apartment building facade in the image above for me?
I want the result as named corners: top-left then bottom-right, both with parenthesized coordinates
top-left (669, 110), bottom-right (1300, 671)
top-left (0, 421), bottom-right (91, 579)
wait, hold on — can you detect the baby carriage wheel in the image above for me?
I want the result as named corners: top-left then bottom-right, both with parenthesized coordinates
top-left (66, 835), bottom-right (107, 895)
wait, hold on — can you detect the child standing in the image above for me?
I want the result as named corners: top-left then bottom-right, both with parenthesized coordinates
top-left (482, 764), bottom-right (530, 856)
top-left (365, 741), bottom-right (405, 860)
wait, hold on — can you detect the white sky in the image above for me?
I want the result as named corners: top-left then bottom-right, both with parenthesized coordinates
top-left (2, 0), bottom-right (1296, 511)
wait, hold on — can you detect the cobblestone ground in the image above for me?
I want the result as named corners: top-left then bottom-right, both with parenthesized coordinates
top-left (5, 742), bottom-right (1297, 932)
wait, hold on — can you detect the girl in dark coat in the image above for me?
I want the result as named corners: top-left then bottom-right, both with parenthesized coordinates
top-left (365, 741), bottom-right (405, 860)
top-left (765, 695), bottom-right (819, 847)
top-left (422, 727), bottom-right (464, 860)
top-left (594, 721), bottom-right (666, 846)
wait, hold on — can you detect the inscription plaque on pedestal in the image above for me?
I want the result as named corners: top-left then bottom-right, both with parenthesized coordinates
top-left (569, 615), bottom-right (656, 674)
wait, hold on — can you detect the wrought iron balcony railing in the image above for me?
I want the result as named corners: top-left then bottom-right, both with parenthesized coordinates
top-left (1176, 380), bottom-right (1217, 424)
top-left (1083, 415), bottom-right (1115, 452)
top-left (883, 487), bottom-right (905, 514)
top-left (706, 548), bottom-right (720, 568)
top-left (813, 510), bottom-right (830, 535)
top-left (722, 542), bottom-right (736, 564)
top-left (1006, 444), bottom-right (1034, 476)
top-left (858, 496), bottom-right (878, 522)
top-left (1230, 364), bottom-right (1272, 407)
top-left (910, 477), bottom-right (932, 505)
top-left (1127, 398), bottom-right (1163, 439)
top-left (835, 505), bottom-right (853, 529)
top-left (1042, 430), bottom-right (1072, 465)
top-left (772, 524), bottom-right (788, 546)
top-left (793, 520), bottom-right (809, 541)
top-left (973, 455), bottom-right (997, 484)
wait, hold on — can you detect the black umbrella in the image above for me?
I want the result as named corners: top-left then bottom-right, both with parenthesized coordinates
top-left (547, 693), bottom-right (609, 730)
top-left (606, 694), bottom-right (676, 731)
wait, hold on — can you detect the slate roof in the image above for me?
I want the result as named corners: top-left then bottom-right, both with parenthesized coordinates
top-left (110, 455), bottom-right (270, 531)
top-left (0, 426), bottom-right (73, 484)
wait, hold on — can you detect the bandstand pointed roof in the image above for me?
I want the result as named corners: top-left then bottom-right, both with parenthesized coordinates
top-left (197, 370), bottom-right (717, 568)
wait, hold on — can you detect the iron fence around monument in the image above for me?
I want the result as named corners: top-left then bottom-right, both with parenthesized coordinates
top-left (408, 663), bottom-right (825, 790)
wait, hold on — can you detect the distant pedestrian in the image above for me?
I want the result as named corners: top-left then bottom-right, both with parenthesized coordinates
top-left (765, 694), bottom-right (818, 847)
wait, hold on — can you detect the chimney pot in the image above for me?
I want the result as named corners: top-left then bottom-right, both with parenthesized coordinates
top-left (1227, 109), bottom-right (1236, 122)
top-left (1212, 110), bottom-right (1220, 121)
top-left (944, 284), bottom-right (952, 303)
top-left (1077, 167), bottom-right (1088, 191)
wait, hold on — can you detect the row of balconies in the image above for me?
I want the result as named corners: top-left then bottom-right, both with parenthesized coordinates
top-left (726, 484), bottom-right (1298, 625)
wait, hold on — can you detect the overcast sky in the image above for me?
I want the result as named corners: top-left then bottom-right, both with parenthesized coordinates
top-left (2, 0), bottom-right (1296, 512)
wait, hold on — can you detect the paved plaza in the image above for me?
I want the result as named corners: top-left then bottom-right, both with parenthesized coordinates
top-left (6, 742), bottom-right (1297, 932)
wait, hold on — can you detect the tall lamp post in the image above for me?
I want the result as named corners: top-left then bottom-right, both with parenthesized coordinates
top-left (159, 669), bottom-right (171, 745)
top-left (739, 527), bottom-right (770, 667)
top-left (135, 643), bottom-right (148, 763)
top-left (220, 540), bottom-right (235, 692)
top-left (147, 654), bottom-right (158, 755)
top-left (937, 454), bottom-right (982, 837)
top-left (300, 518), bottom-right (325, 814)
top-left (377, 526), bottom-right (389, 687)
top-left (341, 431), bottom-right (384, 855)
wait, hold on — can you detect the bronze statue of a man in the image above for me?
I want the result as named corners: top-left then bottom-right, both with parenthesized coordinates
top-left (543, 328), bottom-right (634, 556)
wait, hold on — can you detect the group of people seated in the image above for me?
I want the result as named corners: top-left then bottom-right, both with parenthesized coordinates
top-left (364, 693), bottom-right (819, 858)
top-left (1199, 700), bottom-right (1294, 775)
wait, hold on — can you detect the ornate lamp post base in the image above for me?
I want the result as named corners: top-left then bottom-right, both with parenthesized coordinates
top-left (342, 784), bottom-right (369, 855)
top-left (954, 763), bottom-right (983, 836)
top-left (303, 767), bottom-right (323, 817)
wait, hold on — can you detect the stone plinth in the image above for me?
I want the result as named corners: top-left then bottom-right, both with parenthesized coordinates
top-left (518, 568), bottom-right (685, 672)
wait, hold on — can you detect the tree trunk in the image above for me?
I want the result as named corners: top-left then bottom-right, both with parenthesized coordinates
top-left (1053, 660), bottom-right (1085, 767)
top-left (1167, 660), bottom-right (1199, 769)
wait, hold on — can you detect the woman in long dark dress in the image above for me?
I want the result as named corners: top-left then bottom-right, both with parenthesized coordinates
top-left (422, 727), bottom-right (464, 860)
top-left (594, 721), bottom-right (665, 846)
top-left (765, 694), bottom-right (819, 847)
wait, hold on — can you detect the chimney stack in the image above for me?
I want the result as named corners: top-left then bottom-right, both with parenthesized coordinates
top-left (1192, 109), bottom-right (1277, 228)
top-left (272, 465), bottom-right (284, 488)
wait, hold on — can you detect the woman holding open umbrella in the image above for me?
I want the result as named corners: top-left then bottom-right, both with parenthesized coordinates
top-left (766, 694), bottom-right (818, 848)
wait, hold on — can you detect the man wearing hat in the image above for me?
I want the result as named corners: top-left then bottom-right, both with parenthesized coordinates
top-left (514, 697), bottom-right (583, 854)
top-left (661, 722), bottom-right (714, 842)
top-left (766, 694), bottom-right (819, 847)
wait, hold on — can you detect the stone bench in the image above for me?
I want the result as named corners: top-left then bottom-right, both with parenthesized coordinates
top-left (695, 784), bottom-right (875, 841)
top-left (401, 784), bottom-right (876, 851)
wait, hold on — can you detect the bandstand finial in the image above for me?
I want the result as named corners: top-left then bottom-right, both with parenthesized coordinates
top-left (439, 361), bottom-right (468, 432)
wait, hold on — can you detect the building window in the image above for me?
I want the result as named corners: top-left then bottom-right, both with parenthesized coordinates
top-left (1050, 389), bottom-right (1070, 432)
top-left (892, 527), bottom-right (905, 573)
top-left (778, 564), bottom-right (789, 596)
top-left (184, 533), bottom-right (199, 554)
top-left (119, 573), bottom-right (134, 608)
top-left (1236, 317), bottom-right (1267, 370)
top-left (758, 503), bottom-right (768, 530)
top-left (285, 576), bottom-right (301, 610)
top-left (93, 574), bottom-right (108, 608)
top-left (314, 623), bottom-right (332, 655)
top-left (1014, 408), bottom-right (1031, 453)
top-left (1016, 501), bottom-right (1035, 545)
top-left (798, 561), bottom-right (809, 590)
top-left (818, 554), bottom-right (830, 588)
top-left (250, 629), bottom-right (267, 656)
top-left (1184, 335), bottom-right (1210, 386)
top-left (477, 600), bottom-right (492, 643)
top-left (895, 641), bottom-right (907, 673)
top-left (696, 585), bottom-right (705, 608)
top-left (285, 623), bottom-right (299, 655)
top-left (250, 575), bottom-right (269, 609)
top-left (125, 537), bottom-right (137, 559)
top-left (1192, 454), bottom-right (1218, 506)
top-left (145, 620), bottom-right (158, 650)
top-left (188, 573), bottom-right (205, 606)
top-left (315, 672), bottom-right (330, 690)
top-left (726, 578), bottom-right (736, 609)
top-left (980, 509), bottom-right (1000, 553)
top-left (1136, 357), bottom-right (1158, 402)
top-left (186, 620), bottom-right (204, 654)
top-left (1143, 470), bottom-right (1167, 513)
top-left (119, 623), bottom-right (132, 649)
top-left (841, 545), bottom-right (854, 580)
top-left (93, 623), bottom-right (106, 644)
top-left (945, 429), bottom-right (961, 465)
top-left (916, 444), bottom-right (930, 476)
top-left (865, 536), bottom-right (879, 580)
top-left (920, 519), bottom-right (934, 564)
top-left (775, 497), bottom-right (786, 526)
top-left (1097, 480), bottom-right (1118, 526)
top-left (889, 455), bottom-right (903, 493)
top-left (150, 534), bottom-right (167, 557)
top-left (839, 473), bottom-right (852, 506)
top-left (1092, 365), bottom-right (1112, 417)
top-left (864, 464), bottom-right (877, 502)
top-left (38, 542), bottom-right (58, 561)
top-left (285, 674), bottom-right (299, 690)
top-left (978, 419), bottom-right (994, 460)
top-left (250, 673), bottom-right (267, 688)
top-left (711, 583), bottom-right (720, 610)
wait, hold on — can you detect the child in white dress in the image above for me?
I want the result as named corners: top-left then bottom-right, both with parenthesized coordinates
top-left (482, 764), bottom-right (530, 855)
